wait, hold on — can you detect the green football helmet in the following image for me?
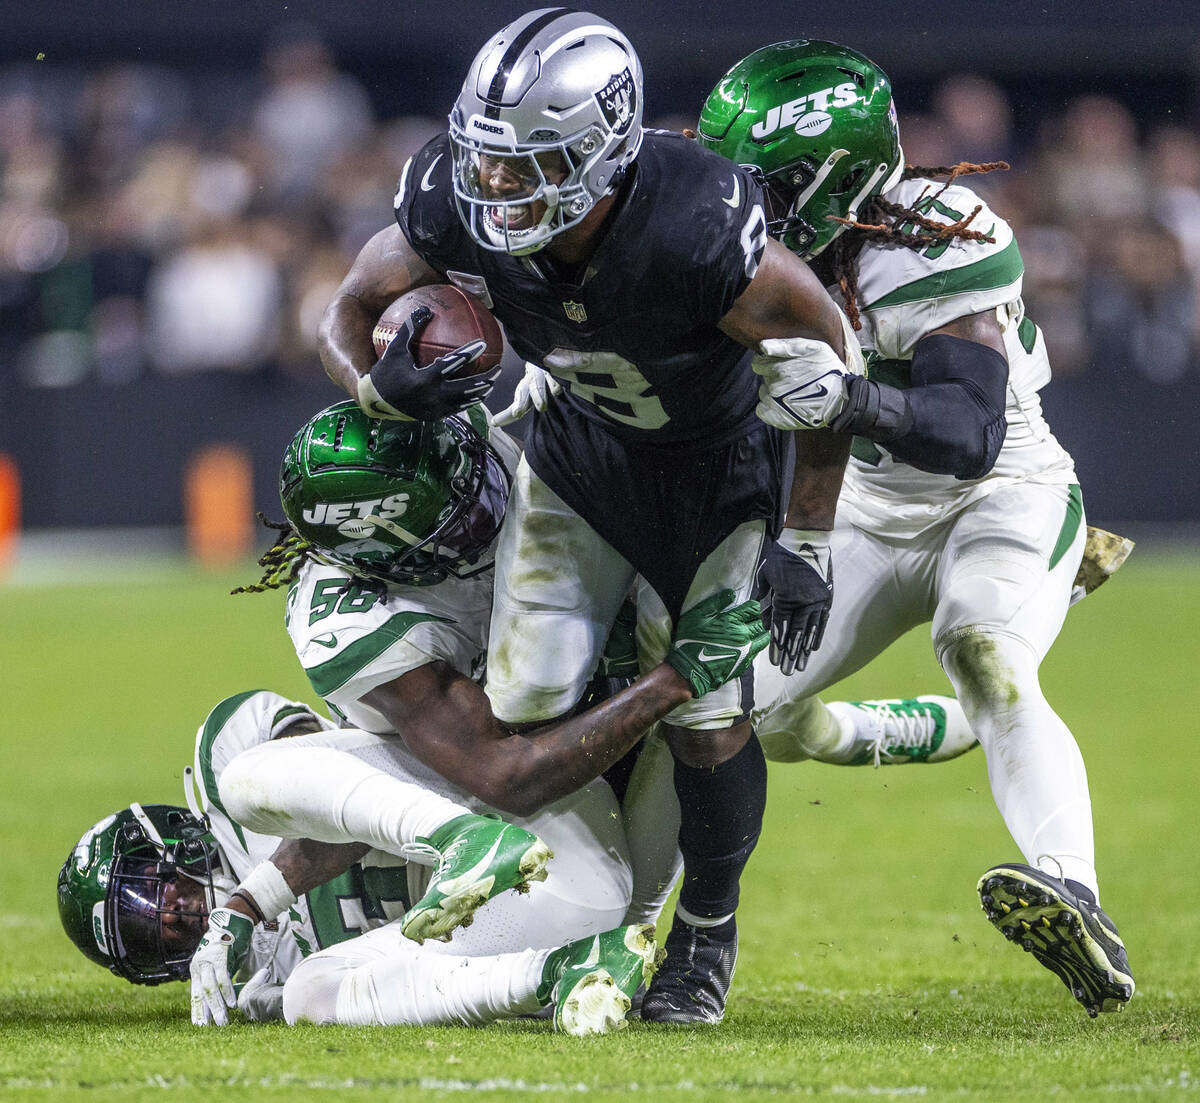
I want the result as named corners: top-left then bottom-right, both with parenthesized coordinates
top-left (281, 401), bottom-right (510, 587)
top-left (57, 803), bottom-right (220, 985)
top-left (697, 39), bottom-right (904, 259)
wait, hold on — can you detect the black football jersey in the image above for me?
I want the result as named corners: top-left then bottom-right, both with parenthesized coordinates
top-left (395, 130), bottom-right (769, 448)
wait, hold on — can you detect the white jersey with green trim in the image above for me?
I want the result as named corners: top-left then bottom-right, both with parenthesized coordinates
top-left (286, 561), bottom-right (495, 731)
top-left (189, 689), bottom-right (413, 975)
top-left (191, 689), bottom-right (332, 877)
top-left (839, 177), bottom-right (1076, 537)
top-left (285, 422), bottom-right (520, 731)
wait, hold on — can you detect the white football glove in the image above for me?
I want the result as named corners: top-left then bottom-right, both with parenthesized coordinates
top-left (752, 312), bottom-right (866, 431)
top-left (492, 361), bottom-right (563, 426)
top-left (753, 337), bottom-right (850, 430)
top-left (190, 907), bottom-right (255, 1026)
top-left (236, 964), bottom-right (286, 1023)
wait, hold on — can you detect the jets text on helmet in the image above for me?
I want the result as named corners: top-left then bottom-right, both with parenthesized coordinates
top-left (751, 84), bottom-right (860, 140)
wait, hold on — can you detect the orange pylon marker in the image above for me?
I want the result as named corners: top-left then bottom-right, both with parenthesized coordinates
top-left (0, 454), bottom-right (19, 572)
top-left (184, 444), bottom-right (253, 567)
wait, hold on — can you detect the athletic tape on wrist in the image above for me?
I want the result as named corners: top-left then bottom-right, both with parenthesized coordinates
top-left (235, 861), bottom-right (297, 924)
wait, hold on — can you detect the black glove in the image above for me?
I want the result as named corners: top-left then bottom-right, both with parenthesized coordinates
top-left (760, 532), bottom-right (834, 676)
top-left (357, 305), bottom-right (500, 421)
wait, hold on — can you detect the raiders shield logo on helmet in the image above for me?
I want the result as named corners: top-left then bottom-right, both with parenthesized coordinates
top-left (595, 68), bottom-right (637, 136)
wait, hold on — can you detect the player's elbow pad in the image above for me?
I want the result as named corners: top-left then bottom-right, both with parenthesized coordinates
top-left (897, 380), bottom-right (1006, 479)
top-left (834, 334), bottom-right (1008, 480)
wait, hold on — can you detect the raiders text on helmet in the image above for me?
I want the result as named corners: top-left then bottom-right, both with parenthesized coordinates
top-left (449, 8), bottom-right (644, 254)
top-left (281, 402), bottom-right (510, 586)
top-left (698, 40), bottom-right (903, 259)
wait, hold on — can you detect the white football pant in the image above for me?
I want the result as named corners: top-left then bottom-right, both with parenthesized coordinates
top-left (755, 481), bottom-right (1099, 895)
top-left (221, 727), bottom-right (636, 1025)
top-left (486, 454), bottom-right (766, 730)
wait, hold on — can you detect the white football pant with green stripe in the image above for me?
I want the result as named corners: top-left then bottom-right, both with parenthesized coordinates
top-left (755, 480), bottom-right (1099, 895)
top-left (282, 930), bottom-right (554, 1026)
top-left (220, 727), bottom-right (633, 1025)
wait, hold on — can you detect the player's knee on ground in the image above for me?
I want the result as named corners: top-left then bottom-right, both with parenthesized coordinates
top-left (282, 953), bottom-right (352, 1026)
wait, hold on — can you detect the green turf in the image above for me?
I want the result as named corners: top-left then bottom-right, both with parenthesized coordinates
top-left (2, 555), bottom-right (1197, 1100)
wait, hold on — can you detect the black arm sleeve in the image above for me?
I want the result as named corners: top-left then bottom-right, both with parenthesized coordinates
top-left (830, 333), bottom-right (1009, 480)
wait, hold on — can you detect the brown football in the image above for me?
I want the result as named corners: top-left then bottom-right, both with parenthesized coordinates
top-left (372, 284), bottom-right (504, 373)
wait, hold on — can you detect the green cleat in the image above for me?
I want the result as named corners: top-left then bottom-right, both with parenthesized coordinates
top-left (540, 924), bottom-right (661, 1036)
top-left (978, 863), bottom-right (1135, 1017)
top-left (833, 695), bottom-right (978, 766)
top-left (401, 814), bottom-right (552, 945)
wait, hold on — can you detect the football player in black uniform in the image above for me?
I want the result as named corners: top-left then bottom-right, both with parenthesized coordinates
top-left (317, 9), bottom-right (861, 1024)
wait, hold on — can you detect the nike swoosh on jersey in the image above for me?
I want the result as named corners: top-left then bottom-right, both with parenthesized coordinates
top-left (721, 176), bottom-right (740, 208)
top-left (312, 633), bottom-right (338, 648)
top-left (420, 154), bottom-right (443, 192)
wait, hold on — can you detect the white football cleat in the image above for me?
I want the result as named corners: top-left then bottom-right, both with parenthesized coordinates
top-left (829, 695), bottom-right (978, 767)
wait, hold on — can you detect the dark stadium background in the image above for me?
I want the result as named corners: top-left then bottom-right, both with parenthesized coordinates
top-left (2, 0), bottom-right (1199, 546)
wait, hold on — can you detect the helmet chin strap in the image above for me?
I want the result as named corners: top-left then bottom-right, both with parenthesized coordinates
top-left (808, 146), bottom-right (906, 259)
top-left (843, 157), bottom-right (899, 225)
top-left (183, 766), bottom-right (205, 820)
top-left (882, 144), bottom-right (906, 193)
top-left (129, 802), bottom-right (166, 854)
top-left (362, 513), bottom-right (423, 547)
top-left (792, 147), bottom-right (851, 213)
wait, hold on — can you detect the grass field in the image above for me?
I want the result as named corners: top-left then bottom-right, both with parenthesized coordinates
top-left (2, 551), bottom-right (1197, 1100)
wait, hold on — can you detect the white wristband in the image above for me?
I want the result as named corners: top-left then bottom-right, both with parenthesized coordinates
top-left (775, 529), bottom-right (833, 582)
top-left (235, 860), bottom-right (297, 923)
top-left (356, 373), bottom-right (414, 421)
top-left (776, 528), bottom-right (831, 557)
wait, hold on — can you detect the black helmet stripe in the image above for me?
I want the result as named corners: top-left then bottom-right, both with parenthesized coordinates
top-left (484, 7), bottom-right (577, 118)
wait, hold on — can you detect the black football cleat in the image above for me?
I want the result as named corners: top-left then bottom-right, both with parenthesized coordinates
top-left (640, 915), bottom-right (737, 1024)
top-left (977, 863), bottom-right (1135, 1017)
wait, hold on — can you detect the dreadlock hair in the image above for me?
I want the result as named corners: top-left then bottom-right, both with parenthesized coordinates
top-left (827, 160), bottom-right (1010, 330)
top-left (231, 513), bottom-right (392, 604)
top-left (231, 514), bottom-right (314, 595)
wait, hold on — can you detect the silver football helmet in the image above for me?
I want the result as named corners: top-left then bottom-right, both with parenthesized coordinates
top-left (449, 8), bottom-right (644, 255)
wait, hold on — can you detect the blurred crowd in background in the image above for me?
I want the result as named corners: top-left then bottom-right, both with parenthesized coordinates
top-left (1, 27), bottom-right (1197, 404)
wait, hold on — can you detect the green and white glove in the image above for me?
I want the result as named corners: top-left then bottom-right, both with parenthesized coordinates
top-left (190, 907), bottom-right (254, 1026)
top-left (665, 589), bottom-right (769, 698)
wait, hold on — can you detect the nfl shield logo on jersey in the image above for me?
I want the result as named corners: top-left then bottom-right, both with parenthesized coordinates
top-left (562, 300), bottom-right (588, 323)
top-left (595, 68), bottom-right (637, 136)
